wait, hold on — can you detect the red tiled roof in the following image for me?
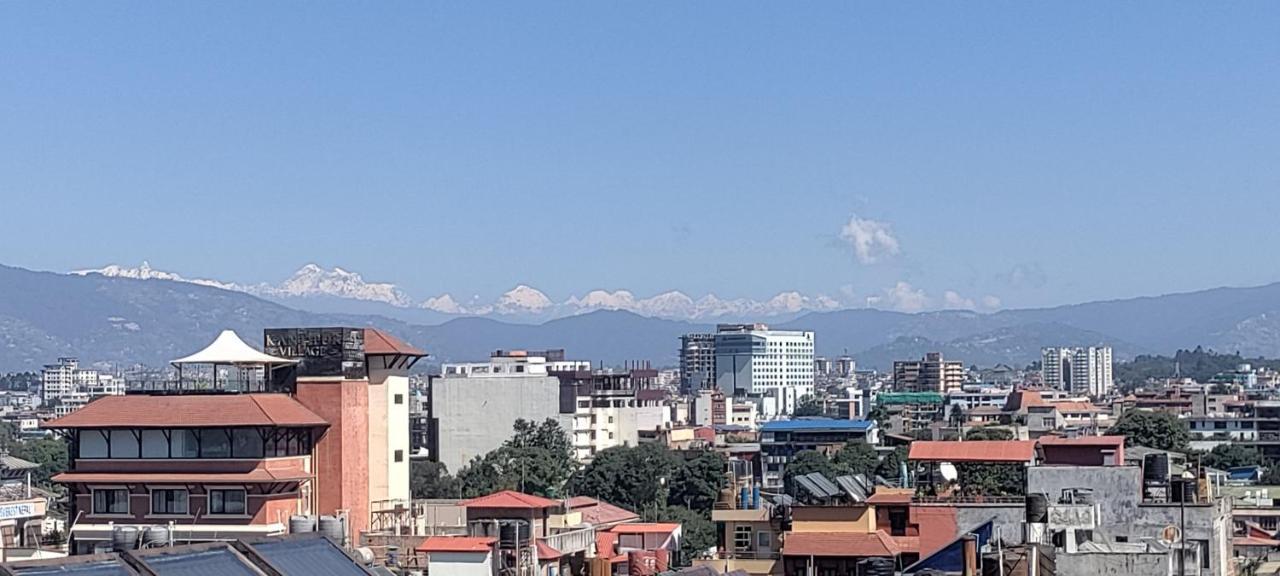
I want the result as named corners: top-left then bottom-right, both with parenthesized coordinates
top-left (609, 523), bottom-right (680, 535)
top-left (909, 441), bottom-right (1038, 463)
top-left (593, 529), bottom-right (624, 563)
top-left (461, 490), bottom-right (560, 509)
top-left (782, 531), bottom-right (901, 558)
top-left (891, 536), bottom-right (921, 553)
top-left (866, 490), bottom-right (913, 505)
top-left (417, 536), bottom-right (496, 553)
top-left (1048, 401), bottom-right (1101, 413)
top-left (535, 540), bottom-right (563, 561)
top-left (364, 328), bottom-right (426, 357)
top-left (567, 497), bottom-right (640, 526)
top-left (53, 469), bottom-right (311, 484)
top-left (43, 394), bottom-right (329, 429)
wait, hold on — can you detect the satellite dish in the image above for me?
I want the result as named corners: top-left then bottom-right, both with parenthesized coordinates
top-left (1160, 525), bottom-right (1181, 544)
top-left (939, 462), bottom-right (958, 482)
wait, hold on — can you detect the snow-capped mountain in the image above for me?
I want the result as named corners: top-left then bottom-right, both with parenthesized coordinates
top-left (270, 264), bottom-right (414, 307)
top-left (72, 262), bottom-right (850, 321)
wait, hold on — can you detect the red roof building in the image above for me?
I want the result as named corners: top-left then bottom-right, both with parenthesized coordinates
top-left (908, 440), bottom-right (1038, 463)
top-left (417, 536), bottom-right (498, 553)
top-left (783, 531), bottom-right (902, 558)
top-left (45, 394), bottom-right (328, 429)
top-left (462, 490), bottom-right (561, 510)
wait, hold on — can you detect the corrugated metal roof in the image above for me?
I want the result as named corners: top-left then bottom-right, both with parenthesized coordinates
top-left (760, 419), bottom-right (874, 432)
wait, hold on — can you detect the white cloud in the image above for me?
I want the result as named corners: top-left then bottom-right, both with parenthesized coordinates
top-left (884, 281), bottom-right (930, 312)
top-left (943, 290), bottom-right (976, 310)
top-left (981, 295), bottom-right (1002, 310)
top-left (838, 215), bottom-right (900, 264)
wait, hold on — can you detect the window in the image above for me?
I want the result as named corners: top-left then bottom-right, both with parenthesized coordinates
top-left (734, 526), bottom-right (752, 551)
top-left (93, 488), bottom-right (129, 515)
top-left (151, 489), bottom-right (189, 515)
top-left (394, 450), bottom-right (404, 463)
top-left (757, 531), bottom-right (771, 551)
top-left (394, 394), bottom-right (404, 405)
top-left (209, 489), bottom-right (247, 515)
top-left (1115, 536), bottom-right (1128, 543)
top-left (1195, 539), bottom-right (1210, 569)
top-left (232, 429), bottom-right (264, 458)
top-left (202, 429), bottom-right (231, 458)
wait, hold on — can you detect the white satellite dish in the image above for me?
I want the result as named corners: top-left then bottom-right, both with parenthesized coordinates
top-left (939, 462), bottom-right (958, 482)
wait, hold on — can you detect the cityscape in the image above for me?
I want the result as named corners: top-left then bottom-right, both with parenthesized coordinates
top-left (3, 3), bottom-right (1280, 576)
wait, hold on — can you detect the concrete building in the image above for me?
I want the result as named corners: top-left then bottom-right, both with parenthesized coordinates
top-left (759, 419), bottom-right (878, 490)
top-left (559, 370), bottom-right (672, 461)
top-left (714, 324), bottom-right (815, 419)
top-left (679, 333), bottom-right (717, 393)
top-left (1042, 346), bottom-right (1114, 397)
top-left (40, 357), bottom-right (121, 406)
top-left (431, 352), bottom-right (570, 472)
top-left (893, 353), bottom-right (964, 394)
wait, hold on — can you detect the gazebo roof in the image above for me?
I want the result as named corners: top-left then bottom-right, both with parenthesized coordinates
top-left (171, 330), bottom-right (297, 366)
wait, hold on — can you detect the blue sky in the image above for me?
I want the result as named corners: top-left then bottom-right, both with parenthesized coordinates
top-left (2, 2), bottom-right (1278, 311)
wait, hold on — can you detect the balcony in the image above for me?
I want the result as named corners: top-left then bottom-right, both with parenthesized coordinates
top-left (542, 526), bottom-right (596, 556)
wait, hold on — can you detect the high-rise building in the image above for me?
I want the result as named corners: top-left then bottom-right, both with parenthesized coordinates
top-left (679, 333), bottom-right (717, 393)
top-left (893, 352), bottom-right (964, 393)
top-left (1042, 346), bottom-right (1113, 397)
top-left (41, 357), bottom-right (123, 408)
top-left (714, 324), bottom-right (815, 418)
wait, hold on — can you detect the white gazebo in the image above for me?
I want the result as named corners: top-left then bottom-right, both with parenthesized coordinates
top-left (171, 330), bottom-right (297, 392)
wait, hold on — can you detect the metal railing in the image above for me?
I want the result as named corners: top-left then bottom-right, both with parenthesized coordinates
top-left (543, 526), bottom-right (597, 556)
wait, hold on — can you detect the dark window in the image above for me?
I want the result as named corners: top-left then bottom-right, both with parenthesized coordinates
top-left (1195, 539), bottom-right (1210, 569)
top-left (1115, 536), bottom-right (1128, 543)
top-left (889, 508), bottom-right (909, 536)
top-left (202, 429), bottom-right (232, 458)
top-left (1215, 421), bottom-right (1227, 429)
top-left (151, 489), bottom-right (189, 515)
top-left (394, 450), bottom-right (404, 463)
top-left (209, 489), bottom-right (247, 515)
top-left (93, 489), bottom-right (129, 515)
top-left (394, 394), bottom-right (404, 405)
top-left (232, 429), bottom-right (264, 458)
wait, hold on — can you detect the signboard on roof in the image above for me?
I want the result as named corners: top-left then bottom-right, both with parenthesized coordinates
top-left (0, 501), bottom-right (42, 520)
top-left (264, 327), bottom-right (366, 379)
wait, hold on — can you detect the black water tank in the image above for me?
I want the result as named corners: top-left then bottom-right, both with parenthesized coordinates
top-left (1026, 493), bottom-right (1049, 523)
top-left (1144, 453), bottom-right (1169, 482)
top-left (1170, 478), bottom-right (1197, 503)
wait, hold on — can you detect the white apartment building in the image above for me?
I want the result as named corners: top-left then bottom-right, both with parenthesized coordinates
top-left (41, 358), bottom-right (123, 408)
top-left (1042, 346), bottom-right (1114, 397)
top-left (714, 324), bottom-right (815, 419)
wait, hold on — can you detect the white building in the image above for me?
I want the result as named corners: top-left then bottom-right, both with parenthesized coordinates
top-left (433, 354), bottom-right (571, 472)
top-left (714, 324), bottom-right (815, 419)
top-left (1042, 346), bottom-right (1114, 397)
top-left (41, 358), bottom-right (123, 409)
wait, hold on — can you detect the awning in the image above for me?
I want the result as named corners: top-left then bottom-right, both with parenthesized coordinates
top-left (171, 330), bottom-right (298, 366)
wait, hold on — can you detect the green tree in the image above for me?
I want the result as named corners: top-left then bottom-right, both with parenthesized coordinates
top-left (867, 405), bottom-right (890, 427)
top-left (964, 427), bottom-right (1014, 441)
top-left (567, 443), bottom-right (679, 512)
top-left (1201, 444), bottom-right (1264, 471)
top-left (411, 460), bottom-right (460, 499)
top-left (875, 447), bottom-right (908, 484)
top-left (783, 450), bottom-right (840, 498)
top-left (455, 418), bottom-right (576, 498)
top-left (831, 442), bottom-right (878, 477)
top-left (793, 395), bottom-right (825, 417)
top-left (1107, 410), bottom-right (1190, 452)
top-left (644, 505), bottom-right (715, 566)
top-left (667, 450), bottom-right (726, 512)
top-left (956, 463), bottom-right (1026, 497)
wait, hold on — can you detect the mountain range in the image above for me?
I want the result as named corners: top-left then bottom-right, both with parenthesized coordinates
top-left (72, 262), bottom-right (844, 324)
top-left (6, 262), bottom-right (1280, 373)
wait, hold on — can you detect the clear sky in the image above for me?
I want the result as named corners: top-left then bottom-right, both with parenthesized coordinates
top-left (2, 2), bottom-right (1278, 312)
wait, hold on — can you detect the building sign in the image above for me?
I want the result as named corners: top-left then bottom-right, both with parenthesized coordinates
top-left (264, 328), bottom-right (366, 379)
top-left (0, 501), bottom-right (40, 520)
